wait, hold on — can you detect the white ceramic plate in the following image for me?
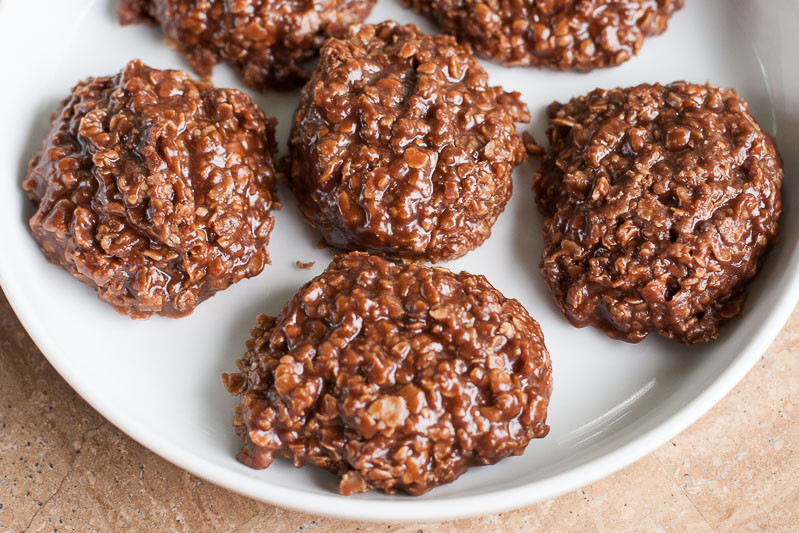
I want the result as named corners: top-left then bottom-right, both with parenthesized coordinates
top-left (0, 0), bottom-right (797, 522)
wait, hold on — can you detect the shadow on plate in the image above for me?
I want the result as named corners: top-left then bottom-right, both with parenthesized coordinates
top-left (18, 98), bottom-right (62, 227)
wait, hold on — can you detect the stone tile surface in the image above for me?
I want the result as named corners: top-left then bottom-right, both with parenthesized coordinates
top-left (1, 290), bottom-right (796, 532)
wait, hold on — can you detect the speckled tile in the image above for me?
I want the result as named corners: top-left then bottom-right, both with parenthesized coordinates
top-left (230, 453), bottom-right (712, 533)
top-left (653, 313), bottom-right (799, 532)
top-left (1, 290), bottom-right (797, 532)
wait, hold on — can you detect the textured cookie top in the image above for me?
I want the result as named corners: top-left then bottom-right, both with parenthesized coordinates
top-left (534, 82), bottom-right (783, 343)
top-left (119, 0), bottom-right (376, 90)
top-left (23, 59), bottom-right (279, 317)
top-left (224, 252), bottom-right (552, 495)
top-left (288, 22), bottom-right (529, 262)
top-left (405, 0), bottom-right (683, 70)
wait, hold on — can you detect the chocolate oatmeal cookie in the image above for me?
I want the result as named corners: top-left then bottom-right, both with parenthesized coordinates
top-left (286, 22), bottom-right (530, 262)
top-left (534, 82), bottom-right (783, 343)
top-left (223, 252), bottom-right (552, 495)
top-left (404, 0), bottom-right (683, 71)
top-left (23, 59), bottom-right (279, 318)
top-left (118, 0), bottom-right (376, 90)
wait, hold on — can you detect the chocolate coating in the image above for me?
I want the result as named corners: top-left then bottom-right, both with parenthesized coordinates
top-left (23, 60), bottom-right (279, 318)
top-left (287, 22), bottom-right (530, 262)
top-left (223, 252), bottom-right (552, 495)
top-left (404, 0), bottom-right (683, 71)
top-left (118, 0), bottom-right (376, 90)
top-left (533, 82), bottom-right (783, 343)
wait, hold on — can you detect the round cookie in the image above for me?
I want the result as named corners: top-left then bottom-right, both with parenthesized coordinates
top-left (223, 252), bottom-right (553, 495)
top-left (404, 0), bottom-right (683, 71)
top-left (118, 0), bottom-right (376, 90)
top-left (23, 59), bottom-right (279, 318)
top-left (533, 82), bottom-right (783, 343)
top-left (286, 21), bottom-right (530, 262)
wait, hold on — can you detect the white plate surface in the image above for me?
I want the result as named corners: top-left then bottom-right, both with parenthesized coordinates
top-left (0, 0), bottom-right (797, 522)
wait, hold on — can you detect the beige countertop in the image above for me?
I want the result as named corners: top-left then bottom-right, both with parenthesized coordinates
top-left (1, 289), bottom-right (797, 532)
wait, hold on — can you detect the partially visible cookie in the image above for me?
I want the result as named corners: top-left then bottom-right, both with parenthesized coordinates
top-left (118, 0), bottom-right (376, 90)
top-left (404, 0), bottom-right (683, 70)
top-left (534, 82), bottom-right (783, 343)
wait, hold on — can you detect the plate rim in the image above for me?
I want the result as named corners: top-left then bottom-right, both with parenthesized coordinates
top-left (2, 264), bottom-right (795, 522)
top-left (1, 0), bottom-right (798, 522)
